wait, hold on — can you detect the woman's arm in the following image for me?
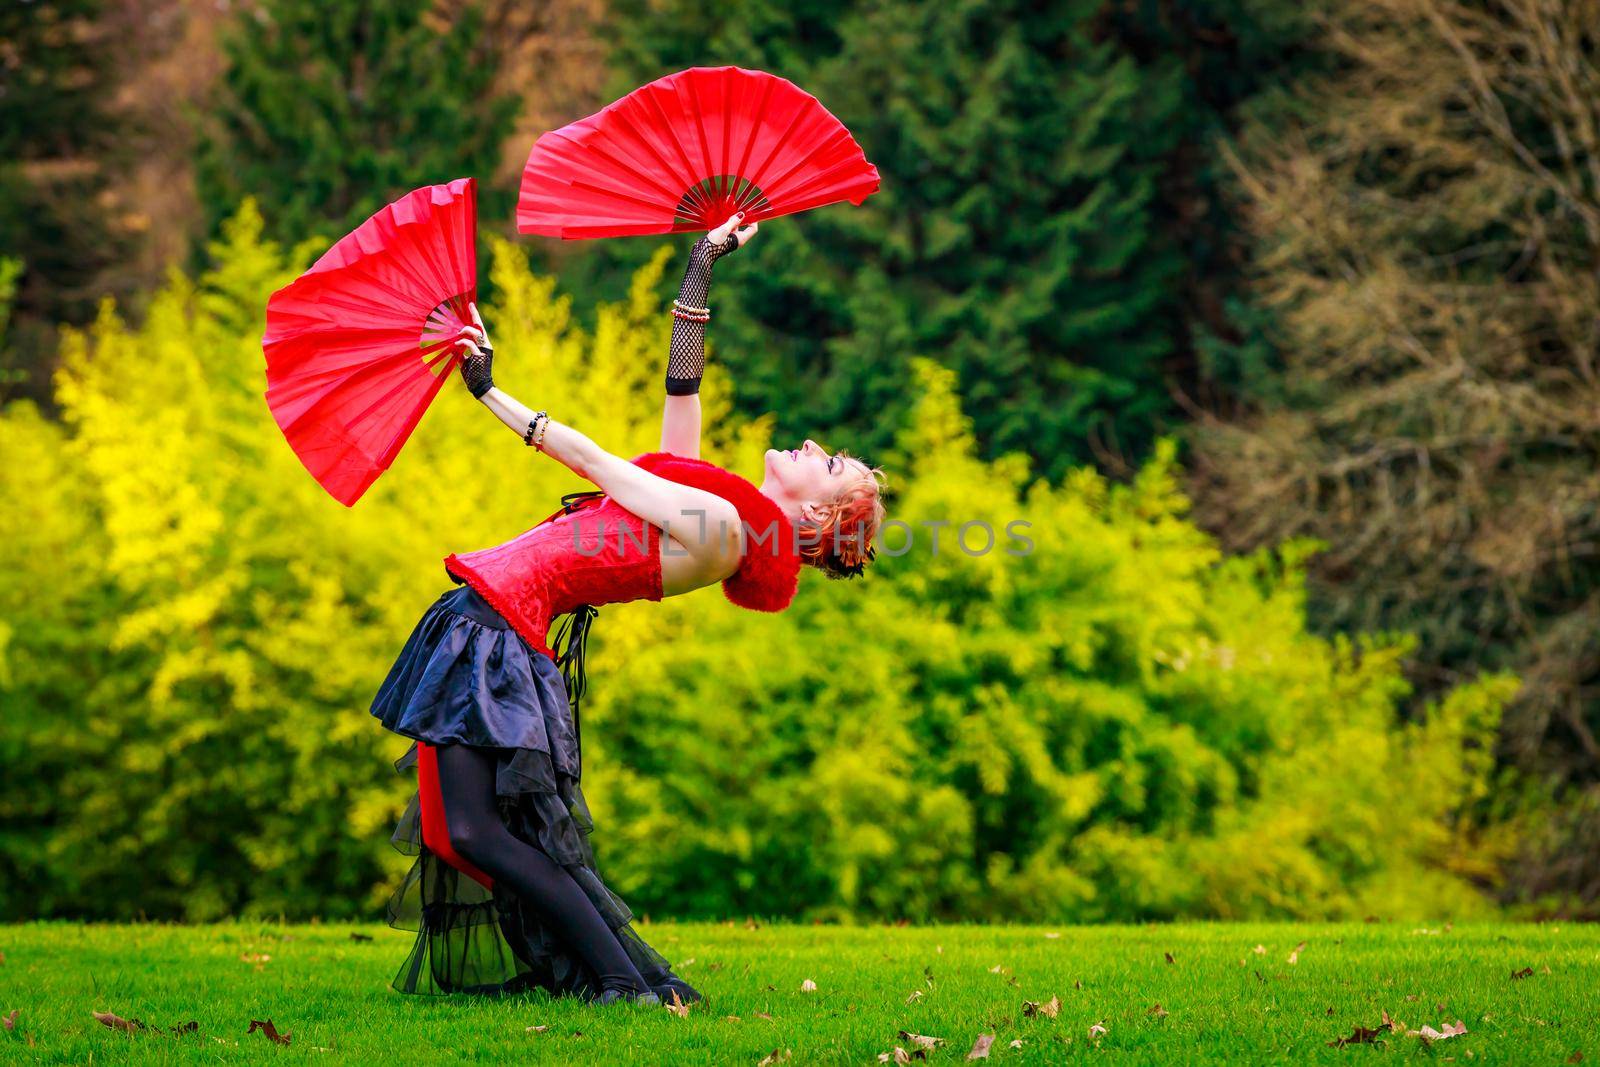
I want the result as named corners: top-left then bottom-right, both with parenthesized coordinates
top-left (457, 307), bottom-right (743, 571)
top-left (659, 212), bottom-right (759, 459)
top-left (658, 395), bottom-right (701, 461)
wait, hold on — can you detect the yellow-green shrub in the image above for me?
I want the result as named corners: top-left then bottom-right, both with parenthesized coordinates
top-left (0, 204), bottom-right (1514, 921)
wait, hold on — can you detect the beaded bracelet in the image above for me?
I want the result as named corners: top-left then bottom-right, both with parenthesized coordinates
top-left (671, 298), bottom-right (710, 322)
top-left (523, 410), bottom-right (548, 448)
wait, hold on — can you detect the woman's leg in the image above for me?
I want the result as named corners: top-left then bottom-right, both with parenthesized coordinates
top-left (432, 742), bottom-right (653, 997)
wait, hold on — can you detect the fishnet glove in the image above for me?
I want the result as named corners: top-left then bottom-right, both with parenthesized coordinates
top-left (665, 231), bottom-right (744, 395)
top-left (457, 303), bottom-right (495, 399)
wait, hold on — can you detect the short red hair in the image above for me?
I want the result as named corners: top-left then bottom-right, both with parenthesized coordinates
top-left (797, 449), bottom-right (887, 580)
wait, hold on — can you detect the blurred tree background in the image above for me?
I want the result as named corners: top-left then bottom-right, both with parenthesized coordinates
top-left (195, 0), bottom-right (520, 245)
top-left (0, 0), bottom-right (1596, 918)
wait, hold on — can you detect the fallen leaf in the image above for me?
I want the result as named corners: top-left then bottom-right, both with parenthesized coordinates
top-left (725, 1015), bottom-right (741, 1022)
top-left (1328, 1026), bottom-right (1385, 1048)
top-left (1288, 941), bottom-right (1306, 965)
top-left (937, 945), bottom-right (944, 955)
top-left (1073, 980), bottom-right (1083, 990)
top-left (1088, 1022), bottom-right (1107, 1040)
top-left (899, 1031), bottom-right (944, 1050)
top-left (664, 990), bottom-right (691, 1019)
top-left (1511, 967), bottom-right (1535, 980)
top-left (987, 965), bottom-right (1008, 975)
top-left (905, 990), bottom-right (923, 1005)
top-left (966, 1033), bottom-right (995, 1060)
top-left (348, 933), bottom-right (373, 943)
top-left (247, 1019), bottom-right (292, 1047)
top-left (1565, 1052), bottom-right (1582, 1064)
top-left (524, 1024), bottom-right (549, 1033)
top-left (1251, 944), bottom-right (1266, 956)
top-left (1326, 1006), bottom-right (1335, 1016)
top-left (1044, 932), bottom-right (1060, 940)
top-left (1147, 1003), bottom-right (1168, 1019)
top-left (0, 952), bottom-right (6, 965)
top-left (1008, 1039), bottom-right (1023, 1049)
top-left (93, 1011), bottom-right (147, 1034)
top-left (1164, 952), bottom-right (1176, 965)
top-left (1022, 996), bottom-right (1060, 1019)
top-left (681, 958), bottom-right (696, 967)
top-left (1405, 995), bottom-right (1418, 1002)
top-left (1407, 1020), bottom-right (1467, 1042)
top-left (241, 953), bottom-right (272, 964)
top-left (759, 1050), bottom-right (791, 1066)
top-left (800, 978), bottom-right (817, 993)
top-left (1, 1010), bottom-right (15, 1031)
top-left (755, 1012), bottom-right (774, 1021)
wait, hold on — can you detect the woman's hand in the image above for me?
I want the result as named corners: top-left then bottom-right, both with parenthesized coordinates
top-left (707, 211), bottom-right (759, 254)
top-left (456, 302), bottom-right (495, 400)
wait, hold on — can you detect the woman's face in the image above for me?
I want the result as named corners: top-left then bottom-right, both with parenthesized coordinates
top-left (762, 439), bottom-right (864, 510)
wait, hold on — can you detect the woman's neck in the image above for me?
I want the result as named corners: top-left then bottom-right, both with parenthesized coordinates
top-left (756, 480), bottom-right (804, 525)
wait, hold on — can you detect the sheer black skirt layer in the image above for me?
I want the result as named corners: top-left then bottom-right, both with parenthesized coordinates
top-left (371, 584), bottom-right (672, 999)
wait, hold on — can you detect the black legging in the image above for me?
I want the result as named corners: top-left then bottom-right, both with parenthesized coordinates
top-left (432, 743), bottom-right (651, 996)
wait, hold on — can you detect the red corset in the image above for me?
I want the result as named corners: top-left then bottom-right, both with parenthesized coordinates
top-left (444, 494), bottom-right (661, 658)
top-left (441, 451), bottom-right (803, 659)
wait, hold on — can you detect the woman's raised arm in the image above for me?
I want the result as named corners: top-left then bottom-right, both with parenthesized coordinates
top-left (658, 211), bottom-right (759, 459)
top-left (456, 305), bottom-right (742, 573)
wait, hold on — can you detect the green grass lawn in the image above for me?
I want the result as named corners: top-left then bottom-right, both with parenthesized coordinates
top-left (0, 921), bottom-right (1594, 1064)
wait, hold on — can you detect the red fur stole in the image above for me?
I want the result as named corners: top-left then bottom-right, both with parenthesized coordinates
top-left (630, 450), bottom-right (801, 612)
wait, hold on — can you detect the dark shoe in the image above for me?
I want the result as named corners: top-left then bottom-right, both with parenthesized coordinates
top-left (653, 974), bottom-right (704, 1006)
top-left (595, 987), bottom-right (661, 1007)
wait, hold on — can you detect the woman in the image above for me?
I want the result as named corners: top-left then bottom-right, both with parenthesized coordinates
top-left (370, 211), bottom-right (887, 1006)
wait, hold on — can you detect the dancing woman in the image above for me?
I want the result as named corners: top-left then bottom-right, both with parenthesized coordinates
top-left (369, 212), bottom-right (888, 1005)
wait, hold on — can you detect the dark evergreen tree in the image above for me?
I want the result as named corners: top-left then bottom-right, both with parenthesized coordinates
top-left (0, 0), bottom-right (132, 405)
top-left (596, 0), bottom-right (1309, 477)
top-left (195, 0), bottom-right (519, 248)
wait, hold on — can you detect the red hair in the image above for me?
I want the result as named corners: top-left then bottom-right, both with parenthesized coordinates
top-left (797, 449), bottom-right (887, 580)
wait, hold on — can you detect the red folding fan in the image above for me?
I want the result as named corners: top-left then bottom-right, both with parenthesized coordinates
top-left (518, 66), bottom-right (880, 239)
top-left (263, 178), bottom-right (477, 506)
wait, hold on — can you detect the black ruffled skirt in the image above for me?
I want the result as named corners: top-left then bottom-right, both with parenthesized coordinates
top-left (370, 583), bottom-right (673, 999)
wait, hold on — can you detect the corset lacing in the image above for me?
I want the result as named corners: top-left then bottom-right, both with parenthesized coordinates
top-left (547, 489), bottom-right (607, 778)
